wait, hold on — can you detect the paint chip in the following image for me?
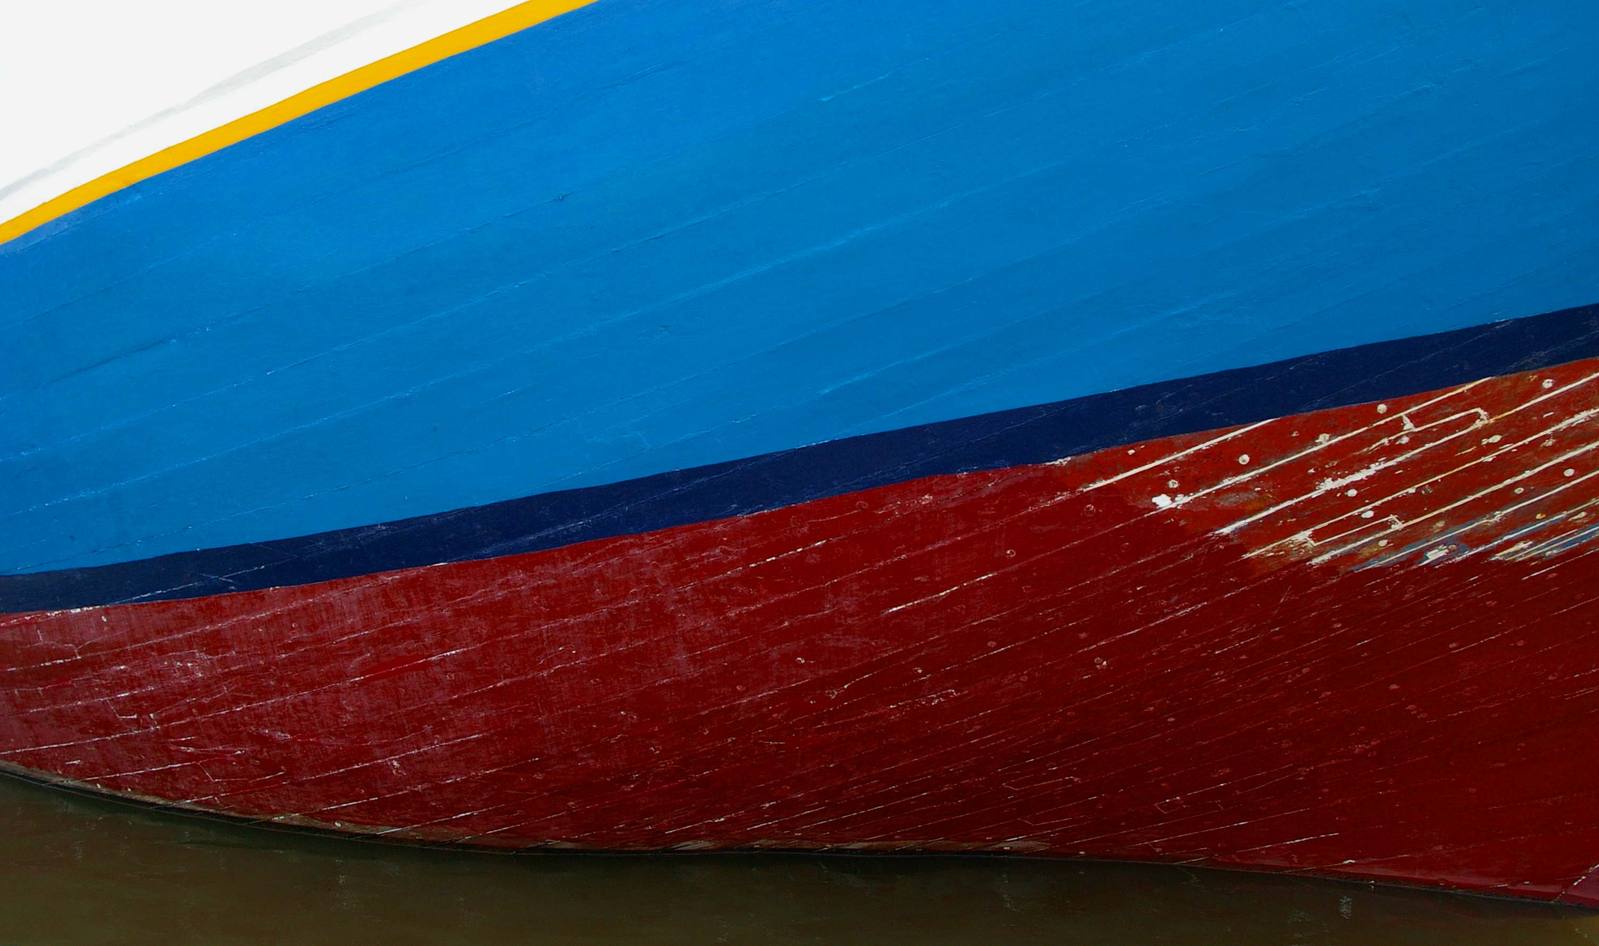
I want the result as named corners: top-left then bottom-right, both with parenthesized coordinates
top-left (1237, 453), bottom-right (1251, 466)
top-left (1376, 404), bottom-right (1388, 414)
top-left (1152, 494), bottom-right (1174, 508)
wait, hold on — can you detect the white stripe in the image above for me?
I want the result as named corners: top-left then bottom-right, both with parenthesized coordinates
top-left (0, 0), bottom-right (526, 226)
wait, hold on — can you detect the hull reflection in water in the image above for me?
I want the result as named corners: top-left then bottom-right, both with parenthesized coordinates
top-left (0, 773), bottom-right (1592, 946)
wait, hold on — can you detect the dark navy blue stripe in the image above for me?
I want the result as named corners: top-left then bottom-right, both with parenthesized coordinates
top-left (4, 302), bottom-right (1597, 613)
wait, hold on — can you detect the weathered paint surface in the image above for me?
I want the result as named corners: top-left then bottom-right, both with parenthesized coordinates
top-left (4, 302), bottom-right (1596, 613)
top-left (5, 0), bottom-right (1599, 909)
top-left (3, 358), bottom-right (1597, 903)
top-left (4, 0), bottom-right (1599, 575)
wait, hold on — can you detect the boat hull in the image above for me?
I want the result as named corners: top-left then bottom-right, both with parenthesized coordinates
top-left (5, 349), bottom-right (1599, 904)
top-left (5, 0), bottom-right (1599, 907)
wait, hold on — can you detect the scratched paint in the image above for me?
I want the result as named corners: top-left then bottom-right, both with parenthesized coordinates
top-left (4, 302), bottom-right (1596, 613)
top-left (3, 359), bottom-right (1597, 903)
top-left (4, 0), bottom-right (1599, 573)
top-left (5, 0), bottom-right (1599, 912)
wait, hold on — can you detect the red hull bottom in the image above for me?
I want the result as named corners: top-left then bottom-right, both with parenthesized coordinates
top-left (3, 361), bottom-right (1599, 904)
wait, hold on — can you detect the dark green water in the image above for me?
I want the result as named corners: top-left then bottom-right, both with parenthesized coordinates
top-left (0, 774), bottom-right (1593, 945)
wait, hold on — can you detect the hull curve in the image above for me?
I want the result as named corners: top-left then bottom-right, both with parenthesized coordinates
top-left (5, 355), bottom-right (1599, 903)
top-left (5, 0), bottom-right (1599, 908)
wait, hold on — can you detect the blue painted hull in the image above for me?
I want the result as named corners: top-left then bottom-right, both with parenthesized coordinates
top-left (3, 302), bottom-right (1595, 611)
top-left (4, 0), bottom-right (1598, 577)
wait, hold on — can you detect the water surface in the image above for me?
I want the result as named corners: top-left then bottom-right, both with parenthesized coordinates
top-left (0, 774), bottom-right (1593, 945)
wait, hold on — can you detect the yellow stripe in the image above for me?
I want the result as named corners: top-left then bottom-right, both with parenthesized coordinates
top-left (0, 0), bottom-right (595, 247)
